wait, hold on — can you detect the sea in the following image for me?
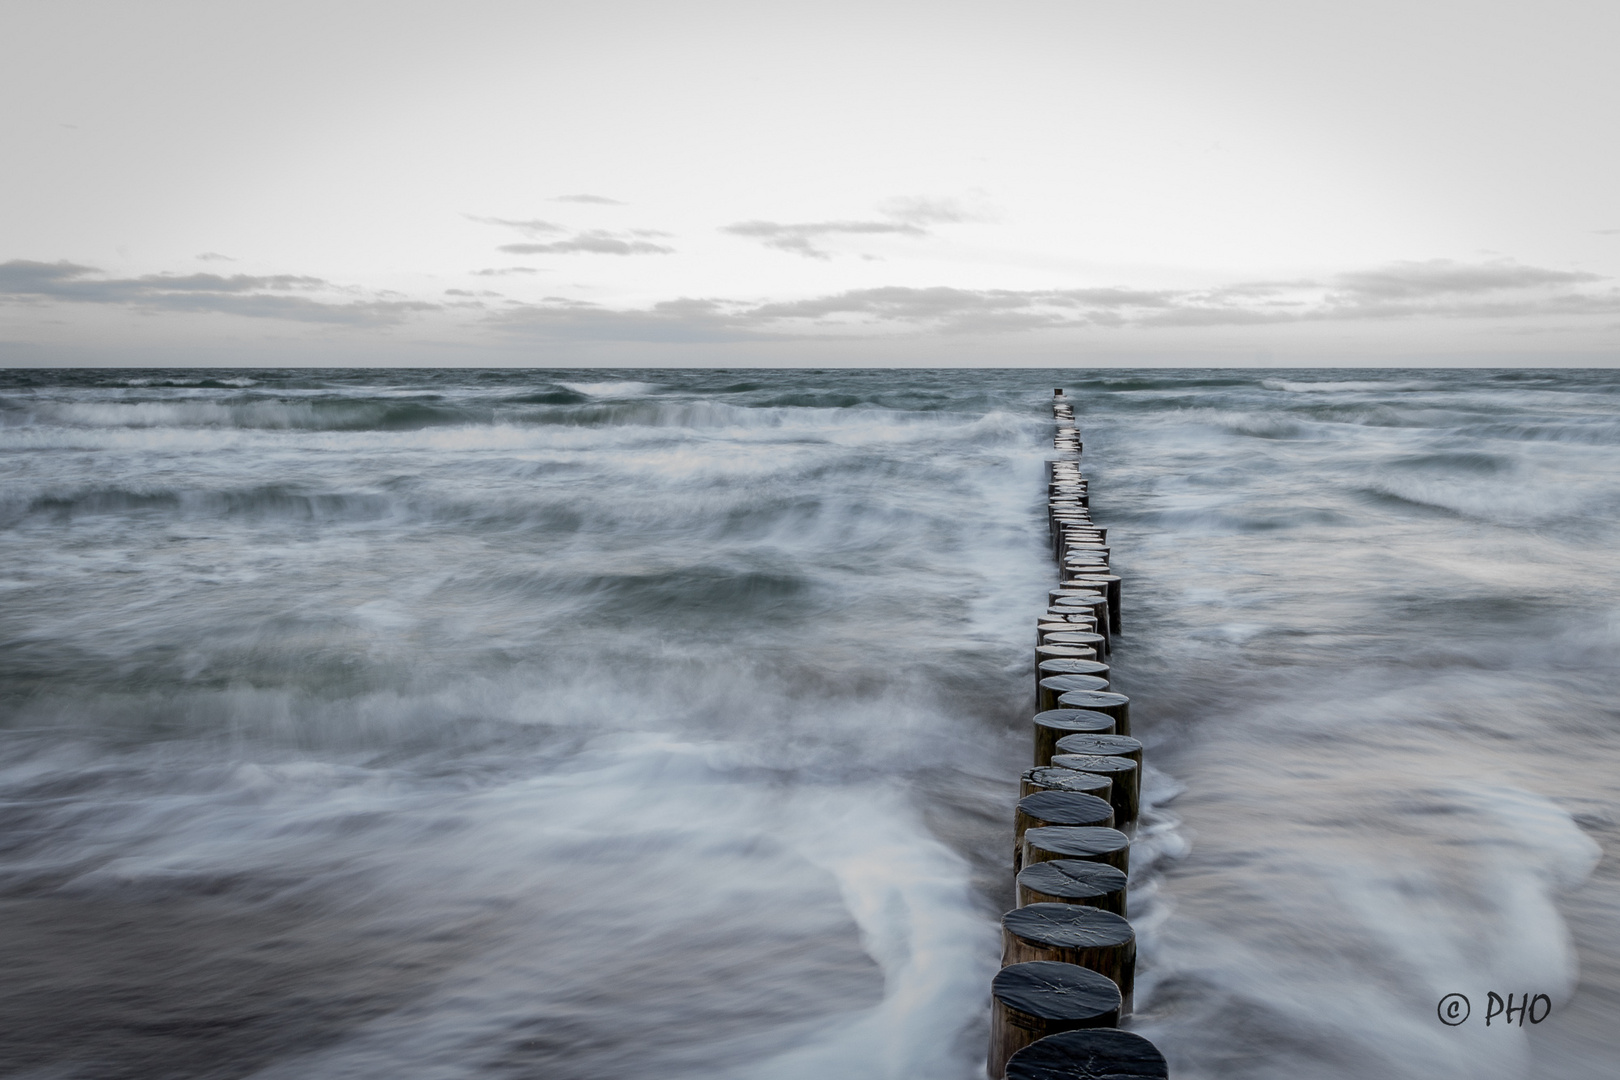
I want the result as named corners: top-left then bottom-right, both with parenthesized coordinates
top-left (0, 367), bottom-right (1615, 1080)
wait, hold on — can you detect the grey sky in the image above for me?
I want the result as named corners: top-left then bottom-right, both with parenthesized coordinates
top-left (2, 0), bottom-right (1617, 366)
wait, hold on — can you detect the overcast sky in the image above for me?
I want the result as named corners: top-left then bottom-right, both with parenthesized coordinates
top-left (3, 0), bottom-right (1618, 367)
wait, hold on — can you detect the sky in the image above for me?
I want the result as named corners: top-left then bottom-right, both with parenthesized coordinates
top-left (3, 0), bottom-right (1618, 367)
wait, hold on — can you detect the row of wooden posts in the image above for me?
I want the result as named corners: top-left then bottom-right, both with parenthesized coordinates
top-left (985, 391), bottom-right (1169, 1079)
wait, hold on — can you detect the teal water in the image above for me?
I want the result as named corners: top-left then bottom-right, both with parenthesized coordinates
top-left (0, 369), bottom-right (1615, 1079)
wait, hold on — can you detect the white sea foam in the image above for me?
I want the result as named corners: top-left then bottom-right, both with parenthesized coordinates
top-left (40, 736), bottom-right (992, 1080)
top-left (1261, 378), bottom-right (1437, 393)
top-left (558, 379), bottom-right (662, 398)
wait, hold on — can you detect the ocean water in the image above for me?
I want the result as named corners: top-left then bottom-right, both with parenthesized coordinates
top-left (0, 368), bottom-right (1615, 1079)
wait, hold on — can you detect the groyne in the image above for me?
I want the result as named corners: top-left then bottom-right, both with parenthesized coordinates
top-left (987, 390), bottom-right (1168, 1079)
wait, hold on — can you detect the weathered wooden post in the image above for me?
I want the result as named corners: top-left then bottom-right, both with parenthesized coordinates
top-left (1053, 689), bottom-right (1130, 736)
top-left (1016, 858), bottom-right (1129, 915)
top-left (1032, 709), bottom-right (1117, 765)
top-left (1020, 766), bottom-right (1112, 801)
top-left (1050, 753), bottom-right (1140, 825)
top-left (1053, 733), bottom-right (1142, 770)
top-left (1037, 674), bottom-right (1112, 712)
top-left (1001, 903), bottom-right (1136, 1011)
top-left (1065, 572), bottom-right (1122, 633)
top-left (1039, 630), bottom-right (1109, 661)
top-left (1016, 791), bottom-right (1115, 839)
top-left (1037, 658), bottom-right (1110, 687)
top-left (1038, 617), bottom-right (1101, 637)
top-left (1003, 1028), bottom-right (1168, 1079)
top-left (1035, 644), bottom-right (1103, 673)
top-left (1013, 790), bottom-right (1114, 872)
top-left (1022, 825), bottom-right (1131, 873)
top-left (989, 962), bottom-right (1121, 1079)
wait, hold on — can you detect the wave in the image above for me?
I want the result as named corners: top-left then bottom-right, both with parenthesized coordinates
top-left (1261, 378), bottom-right (1438, 393)
top-left (0, 730), bottom-right (988, 1078)
top-left (116, 376), bottom-right (261, 389)
top-left (1364, 464), bottom-right (1618, 526)
top-left (1, 485), bottom-right (397, 528)
top-left (557, 380), bottom-right (662, 398)
top-left (0, 413), bottom-right (1033, 475)
top-left (6, 367), bottom-right (1618, 1079)
top-left (4, 398), bottom-right (479, 432)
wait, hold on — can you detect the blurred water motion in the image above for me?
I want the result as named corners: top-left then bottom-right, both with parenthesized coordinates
top-left (0, 368), bottom-right (1615, 1079)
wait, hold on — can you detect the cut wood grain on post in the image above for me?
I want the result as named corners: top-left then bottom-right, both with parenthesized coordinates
top-left (1049, 753), bottom-right (1140, 825)
top-left (1032, 709), bottom-right (1117, 766)
top-left (1016, 858), bottom-right (1129, 915)
top-left (1001, 903), bottom-right (1137, 1012)
top-left (989, 962), bottom-right (1122, 1080)
top-left (1004, 1028), bottom-right (1168, 1080)
top-left (1020, 767), bottom-right (1113, 801)
top-left (1022, 825), bottom-right (1131, 873)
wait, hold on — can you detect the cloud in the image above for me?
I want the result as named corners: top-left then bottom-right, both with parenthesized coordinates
top-left (1173, 260), bottom-right (1619, 327)
top-left (465, 215), bottom-right (565, 235)
top-left (722, 195), bottom-right (988, 258)
top-left (472, 215), bottom-right (673, 255)
top-left (875, 195), bottom-right (989, 225)
top-left (471, 266), bottom-right (540, 276)
top-left (195, 252), bottom-right (235, 262)
top-left (553, 194), bottom-right (625, 205)
top-left (821, 259), bottom-right (1620, 331)
top-left (486, 296), bottom-right (770, 343)
top-left (498, 231), bottom-right (674, 255)
top-left (0, 260), bottom-right (436, 325)
top-left (721, 219), bottom-right (926, 259)
top-left (1328, 260), bottom-right (1602, 301)
top-left (746, 284), bottom-right (1186, 332)
top-left (483, 258), bottom-right (1620, 342)
top-left (11, 253), bottom-right (1608, 345)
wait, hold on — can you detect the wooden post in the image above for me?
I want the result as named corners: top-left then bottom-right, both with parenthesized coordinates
top-left (1003, 1028), bottom-right (1168, 1080)
top-left (1016, 791), bottom-right (1114, 844)
top-left (1022, 825), bottom-right (1130, 874)
top-left (1065, 573), bottom-right (1122, 634)
top-left (1051, 595), bottom-right (1108, 623)
top-left (1001, 903), bottom-right (1136, 1012)
top-left (1048, 599), bottom-right (1108, 622)
top-left (1036, 659), bottom-right (1109, 707)
top-left (1053, 690), bottom-right (1130, 736)
top-left (1058, 538), bottom-right (1107, 560)
top-left (1035, 644), bottom-right (1102, 671)
top-left (1049, 605), bottom-right (1109, 653)
top-left (1040, 606), bottom-right (1100, 622)
top-left (989, 961), bottom-right (1121, 1080)
top-left (1016, 858), bottom-right (1128, 916)
top-left (1040, 630), bottom-right (1108, 661)
top-left (1050, 754), bottom-right (1139, 825)
top-left (1052, 733), bottom-right (1142, 771)
top-left (1036, 635), bottom-right (1098, 657)
top-left (1039, 616), bottom-right (1100, 634)
top-left (1033, 709), bottom-right (1116, 766)
top-left (1037, 674), bottom-right (1110, 712)
top-left (1037, 658), bottom-right (1110, 683)
top-left (1020, 767), bottom-right (1112, 802)
top-left (1014, 790), bottom-right (1114, 873)
top-left (1047, 586), bottom-right (1104, 607)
